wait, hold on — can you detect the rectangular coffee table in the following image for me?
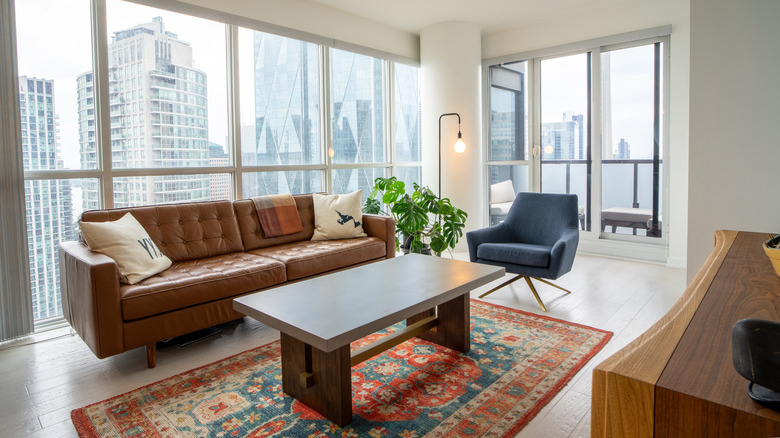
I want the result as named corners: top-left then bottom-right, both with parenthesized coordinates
top-left (233, 254), bottom-right (504, 427)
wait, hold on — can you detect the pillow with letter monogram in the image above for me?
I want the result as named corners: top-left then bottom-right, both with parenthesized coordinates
top-left (79, 213), bottom-right (172, 284)
top-left (311, 190), bottom-right (368, 241)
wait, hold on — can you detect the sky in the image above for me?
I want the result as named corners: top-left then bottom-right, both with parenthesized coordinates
top-left (15, 0), bottom-right (230, 169)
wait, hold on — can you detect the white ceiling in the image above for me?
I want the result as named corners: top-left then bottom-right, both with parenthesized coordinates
top-left (305, 0), bottom-right (636, 35)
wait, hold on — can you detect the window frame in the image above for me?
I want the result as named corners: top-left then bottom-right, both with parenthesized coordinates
top-left (483, 28), bottom-right (671, 261)
top-left (12, 0), bottom-right (421, 328)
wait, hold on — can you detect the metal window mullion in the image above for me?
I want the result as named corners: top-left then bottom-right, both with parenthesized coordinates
top-left (321, 45), bottom-right (332, 193)
top-left (91, 0), bottom-right (112, 209)
top-left (661, 36), bottom-right (671, 242)
top-left (329, 163), bottom-right (392, 170)
top-left (23, 170), bottom-right (103, 180)
top-left (650, 41), bottom-right (661, 235)
top-left (387, 61), bottom-right (396, 177)
top-left (393, 161), bottom-right (422, 168)
top-left (226, 24), bottom-right (241, 200)
top-left (587, 50), bottom-right (597, 233)
top-left (241, 164), bottom-right (328, 173)
top-left (486, 159), bottom-right (531, 167)
top-left (591, 47), bottom-right (603, 236)
top-left (109, 167), bottom-right (233, 177)
top-left (530, 58), bottom-right (541, 192)
top-left (482, 65), bottom-right (492, 226)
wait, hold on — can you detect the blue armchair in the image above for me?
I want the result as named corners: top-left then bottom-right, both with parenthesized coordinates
top-left (467, 192), bottom-right (579, 311)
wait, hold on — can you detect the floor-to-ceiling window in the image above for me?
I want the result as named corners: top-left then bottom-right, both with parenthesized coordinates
top-left (7, 0), bottom-right (420, 332)
top-left (329, 49), bottom-right (388, 202)
top-left (486, 61), bottom-right (529, 226)
top-left (600, 43), bottom-right (663, 238)
top-left (392, 62), bottom-right (422, 188)
top-left (485, 29), bottom-right (669, 254)
top-left (539, 53), bottom-right (591, 230)
top-left (14, 0), bottom-right (93, 323)
top-left (238, 29), bottom-right (323, 197)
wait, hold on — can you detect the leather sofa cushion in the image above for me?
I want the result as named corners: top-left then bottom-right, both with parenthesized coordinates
top-left (477, 242), bottom-right (552, 268)
top-left (235, 195), bottom-right (316, 251)
top-left (120, 252), bottom-right (286, 320)
top-left (249, 237), bottom-right (386, 280)
top-left (80, 200), bottom-right (244, 263)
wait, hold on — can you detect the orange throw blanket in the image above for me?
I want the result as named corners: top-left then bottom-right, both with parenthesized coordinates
top-left (251, 194), bottom-right (303, 238)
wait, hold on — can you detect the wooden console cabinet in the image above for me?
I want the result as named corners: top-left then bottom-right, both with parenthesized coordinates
top-left (592, 230), bottom-right (780, 437)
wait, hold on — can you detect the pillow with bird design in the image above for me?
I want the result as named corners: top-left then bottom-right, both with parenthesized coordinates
top-left (311, 190), bottom-right (368, 241)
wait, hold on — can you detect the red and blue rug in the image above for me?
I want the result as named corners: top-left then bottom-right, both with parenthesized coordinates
top-left (72, 300), bottom-right (611, 437)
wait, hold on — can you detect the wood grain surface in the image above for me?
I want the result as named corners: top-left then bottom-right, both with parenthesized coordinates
top-left (591, 230), bottom-right (739, 438)
top-left (655, 231), bottom-right (780, 436)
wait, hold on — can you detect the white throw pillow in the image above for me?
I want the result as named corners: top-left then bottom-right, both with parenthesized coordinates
top-left (490, 179), bottom-right (516, 204)
top-left (79, 213), bottom-right (172, 284)
top-left (311, 190), bottom-right (368, 241)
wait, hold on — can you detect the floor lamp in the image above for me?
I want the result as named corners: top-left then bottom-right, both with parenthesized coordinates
top-left (438, 112), bottom-right (466, 199)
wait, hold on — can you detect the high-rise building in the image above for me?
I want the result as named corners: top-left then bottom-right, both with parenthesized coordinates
top-left (247, 33), bottom-right (320, 196)
top-left (78, 17), bottom-right (210, 209)
top-left (19, 76), bottom-right (75, 321)
top-left (542, 112), bottom-right (584, 160)
top-left (617, 138), bottom-right (631, 159)
top-left (209, 143), bottom-right (231, 200)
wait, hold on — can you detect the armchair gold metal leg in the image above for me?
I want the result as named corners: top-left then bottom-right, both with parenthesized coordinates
top-left (478, 274), bottom-right (526, 299)
top-left (479, 274), bottom-right (572, 313)
top-left (524, 277), bottom-right (548, 312)
top-left (532, 277), bottom-right (573, 294)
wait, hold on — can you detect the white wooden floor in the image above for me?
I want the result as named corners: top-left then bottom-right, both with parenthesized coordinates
top-left (0, 253), bottom-right (686, 438)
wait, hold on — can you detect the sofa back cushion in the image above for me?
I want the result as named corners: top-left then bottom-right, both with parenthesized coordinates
top-left (235, 194), bottom-right (315, 251)
top-left (79, 200), bottom-right (244, 263)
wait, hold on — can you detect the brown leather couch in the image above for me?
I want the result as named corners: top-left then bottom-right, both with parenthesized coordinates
top-left (59, 194), bottom-right (395, 368)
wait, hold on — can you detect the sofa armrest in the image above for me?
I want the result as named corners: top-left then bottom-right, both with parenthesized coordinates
top-left (362, 214), bottom-right (396, 259)
top-left (59, 240), bottom-right (124, 359)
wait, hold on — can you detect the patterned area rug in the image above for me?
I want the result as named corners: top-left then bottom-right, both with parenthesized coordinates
top-left (72, 300), bottom-right (611, 437)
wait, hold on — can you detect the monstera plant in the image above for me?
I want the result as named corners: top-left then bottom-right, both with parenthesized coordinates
top-left (362, 176), bottom-right (467, 256)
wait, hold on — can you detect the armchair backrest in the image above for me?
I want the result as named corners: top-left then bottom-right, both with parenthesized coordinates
top-left (504, 192), bottom-right (579, 245)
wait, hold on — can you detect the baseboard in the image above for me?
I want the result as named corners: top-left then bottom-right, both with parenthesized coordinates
top-left (577, 238), bottom-right (667, 264)
top-left (665, 256), bottom-right (687, 270)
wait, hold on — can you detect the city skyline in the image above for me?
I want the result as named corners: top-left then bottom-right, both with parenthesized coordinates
top-left (19, 76), bottom-right (75, 320)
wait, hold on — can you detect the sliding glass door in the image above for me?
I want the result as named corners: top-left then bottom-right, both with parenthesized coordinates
top-left (486, 37), bottom-right (667, 243)
top-left (600, 43), bottom-right (663, 237)
top-left (486, 61), bottom-right (528, 226)
top-left (539, 53), bottom-right (591, 231)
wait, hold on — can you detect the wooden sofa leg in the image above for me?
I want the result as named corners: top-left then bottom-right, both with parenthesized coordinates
top-left (146, 344), bottom-right (157, 368)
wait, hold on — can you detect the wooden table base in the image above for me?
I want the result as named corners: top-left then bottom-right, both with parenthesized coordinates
top-left (279, 292), bottom-right (470, 427)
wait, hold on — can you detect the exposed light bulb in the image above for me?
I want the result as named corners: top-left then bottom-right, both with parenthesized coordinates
top-left (544, 145), bottom-right (554, 155)
top-left (454, 132), bottom-right (466, 153)
top-left (454, 139), bottom-right (466, 153)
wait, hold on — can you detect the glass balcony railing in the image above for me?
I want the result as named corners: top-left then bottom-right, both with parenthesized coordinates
top-left (538, 158), bottom-right (663, 237)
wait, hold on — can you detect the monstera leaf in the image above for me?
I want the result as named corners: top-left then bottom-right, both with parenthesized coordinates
top-left (363, 176), bottom-right (468, 257)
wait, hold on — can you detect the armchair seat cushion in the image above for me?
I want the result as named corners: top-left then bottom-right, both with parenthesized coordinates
top-left (477, 242), bottom-right (552, 268)
top-left (120, 252), bottom-right (286, 320)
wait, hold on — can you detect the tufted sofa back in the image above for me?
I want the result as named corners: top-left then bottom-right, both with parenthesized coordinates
top-left (234, 194), bottom-right (315, 251)
top-left (79, 200), bottom-right (244, 263)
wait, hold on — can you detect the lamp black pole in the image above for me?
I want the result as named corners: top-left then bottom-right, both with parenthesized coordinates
top-left (438, 112), bottom-right (462, 200)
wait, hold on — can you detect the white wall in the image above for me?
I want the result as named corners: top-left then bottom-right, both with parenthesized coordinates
top-left (420, 22), bottom-right (484, 248)
top-left (482, 0), bottom-right (690, 270)
top-left (687, 0), bottom-right (780, 281)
